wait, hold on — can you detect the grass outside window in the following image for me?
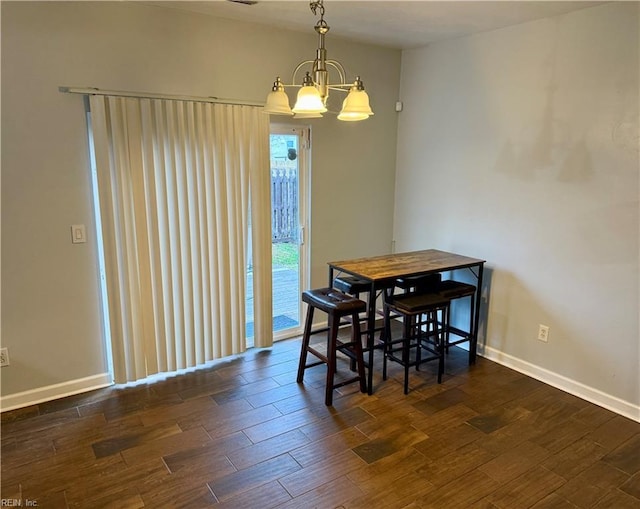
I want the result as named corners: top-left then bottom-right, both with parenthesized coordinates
top-left (272, 242), bottom-right (299, 270)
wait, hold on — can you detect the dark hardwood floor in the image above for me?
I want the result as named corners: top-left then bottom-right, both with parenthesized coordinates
top-left (2, 331), bottom-right (639, 508)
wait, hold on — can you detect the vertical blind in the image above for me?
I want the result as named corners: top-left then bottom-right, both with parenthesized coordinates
top-left (89, 95), bottom-right (272, 383)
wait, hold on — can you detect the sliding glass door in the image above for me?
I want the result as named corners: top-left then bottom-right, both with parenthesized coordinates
top-left (246, 125), bottom-right (309, 345)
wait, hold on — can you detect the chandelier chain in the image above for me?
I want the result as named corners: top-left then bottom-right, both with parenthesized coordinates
top-left (310, 1), bottom-right (325, 19)
top-left (310, 1), bottom-right (329, 34)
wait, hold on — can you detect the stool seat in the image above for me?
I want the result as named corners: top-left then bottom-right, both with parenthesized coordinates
top-left (388, 291), bottom-right (450, 313)
top-left (437, 280), bottom-right (476, 298)
top-left (332, 276), bottom-right (369, 295)
top-left (395, 274), bottom-right (442, 292)
top-left (302, 288), bottom-right (366, 314)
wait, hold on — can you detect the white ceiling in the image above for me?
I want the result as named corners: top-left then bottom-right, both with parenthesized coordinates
top-left (150, 0), bottom-right (607, 49)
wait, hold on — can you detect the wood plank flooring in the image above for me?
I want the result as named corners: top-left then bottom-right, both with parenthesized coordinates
top-left (2, 333), bottom-right (639, 508)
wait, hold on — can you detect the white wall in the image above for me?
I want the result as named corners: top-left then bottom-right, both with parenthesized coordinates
top-left (1, 2), bottom-right (400, 402)
top-left (394, 2), bottom-right (639, 418)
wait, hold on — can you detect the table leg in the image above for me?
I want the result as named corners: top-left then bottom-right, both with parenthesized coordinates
top-left (470, 263), bottom-right (484, 364)
top-left (366, 280), bottom-right (376, 395)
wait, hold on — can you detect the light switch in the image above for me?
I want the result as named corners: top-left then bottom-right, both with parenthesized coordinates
top-left (71, 224), bottom-right (87, 244)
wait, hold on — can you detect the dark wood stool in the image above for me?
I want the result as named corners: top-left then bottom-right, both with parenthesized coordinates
top-left (297, 288), bottom-right (367, 405)
top-left (437, 280), bottom-right (476, 353)
top-left (332, 276), bottom-right (395, 395)
top-left (383, 291), bottom-right (450, 394)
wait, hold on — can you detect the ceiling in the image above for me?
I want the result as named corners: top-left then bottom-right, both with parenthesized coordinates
top-left (150, 0), bottom-right (606, 49)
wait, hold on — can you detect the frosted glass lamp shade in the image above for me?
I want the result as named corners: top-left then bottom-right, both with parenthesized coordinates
top-left (292, 85), bottom-right (327, 114)
top-left (264, 89), bottom-right (293, 116)
top-left (337, 89), bottom-right (373, 121)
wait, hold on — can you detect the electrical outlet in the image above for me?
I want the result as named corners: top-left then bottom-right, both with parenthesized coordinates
top-left (0, 347), bottom-right (9, 367)
top-left (537, 324), bottom-right (549, 343)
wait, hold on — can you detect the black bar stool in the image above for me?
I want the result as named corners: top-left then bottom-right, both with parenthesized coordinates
top-left (297, 288), bottom-right (367, 406)
top-left (383, 291), bottom-right (450, 394)
top-left (332, 275), bottom-right (395, 395)
top-left (437, 280), bottom-right (476, 352)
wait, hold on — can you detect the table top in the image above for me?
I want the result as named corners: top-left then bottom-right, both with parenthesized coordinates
top-left (328, 249), bottom-right (485, 282)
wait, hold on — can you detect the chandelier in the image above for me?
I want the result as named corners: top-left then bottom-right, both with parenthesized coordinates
top-left (263, 0), bottom-right (374, 121)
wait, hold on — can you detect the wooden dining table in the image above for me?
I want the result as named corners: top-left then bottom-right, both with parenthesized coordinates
top-left (328, 249), bottom-right (486, 391)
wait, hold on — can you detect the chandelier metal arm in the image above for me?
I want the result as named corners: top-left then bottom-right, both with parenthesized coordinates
top-left (325, 60), bottom-right (347, 85)
top-left (290, 60), bottom-right (317, 86)
top-left (284, 59), bottom-right (349, 92)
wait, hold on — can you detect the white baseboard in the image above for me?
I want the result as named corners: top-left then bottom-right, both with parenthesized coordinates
top-left (0, 373), bottom-right (113, 413)
top-left (481, 346), bottom-right (640, 423)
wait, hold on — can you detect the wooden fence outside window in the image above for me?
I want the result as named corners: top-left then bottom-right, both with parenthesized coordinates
top-left (271, 161), bottom-right (298, 243)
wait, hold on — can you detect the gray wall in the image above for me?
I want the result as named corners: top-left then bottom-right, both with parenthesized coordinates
top-left (1, 2), bottom-right (400, 400)
top-left (394, 2), bottom-right (639, 417)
